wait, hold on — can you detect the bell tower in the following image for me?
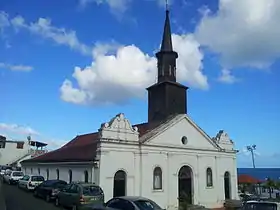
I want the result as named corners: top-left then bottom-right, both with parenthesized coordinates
top-left (147, 7), bottom-right (188, 123)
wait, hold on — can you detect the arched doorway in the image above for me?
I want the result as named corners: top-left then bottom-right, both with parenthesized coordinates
top-left (224, 171), bottom-right (231, 199)
top-left (178, 166), bottom-right (193, 207)
top-left (113, 170), bottom-right (126, 197)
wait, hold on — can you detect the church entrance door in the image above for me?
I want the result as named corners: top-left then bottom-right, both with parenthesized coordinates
top-left (113, 170), bottom-right (126, 197)
top-left (178, 166), bottom-right (193, 208)
top-left (224, 171), bottom-right (231, 199)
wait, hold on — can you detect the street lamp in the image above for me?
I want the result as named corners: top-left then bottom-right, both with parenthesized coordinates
top-left (247, 144), bottom-right (256, 168)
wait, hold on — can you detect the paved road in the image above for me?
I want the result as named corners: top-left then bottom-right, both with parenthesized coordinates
top-left (2, 182), bottom-right (61, 210)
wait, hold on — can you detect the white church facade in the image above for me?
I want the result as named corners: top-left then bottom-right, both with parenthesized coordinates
top-left (21, 8), bottom-right (239, 210)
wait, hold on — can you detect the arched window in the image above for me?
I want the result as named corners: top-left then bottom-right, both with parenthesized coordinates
top-left (46, 169), bottom-right (49, 180)
top-left (38, 168), bottom-right (40, 175)
top-left (56, 169), bottom-right (59, 180)
top-left (153, 167), bottom-right (162, 190)
top-left (69, 170), bottom-right (72, 183)
top-left (206, 167), bottom-right (213, 187)
top-left (31, 168), bottom-right (33, 174)
top-left (84, 170), bottom-right (89, 183)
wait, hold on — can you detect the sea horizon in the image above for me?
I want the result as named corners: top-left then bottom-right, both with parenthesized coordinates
top-left (238, 168), bottom-right (280, 181)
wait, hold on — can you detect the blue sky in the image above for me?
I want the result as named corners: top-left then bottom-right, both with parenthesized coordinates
top-left (0, 0), bottom-right (279, 168)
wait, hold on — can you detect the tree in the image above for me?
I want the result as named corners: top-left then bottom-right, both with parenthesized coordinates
top-left (265, 178), bottom-right (275, 199)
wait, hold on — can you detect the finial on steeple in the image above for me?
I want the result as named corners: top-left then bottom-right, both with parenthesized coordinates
top-left (165, 0), bottom-right (169, 11)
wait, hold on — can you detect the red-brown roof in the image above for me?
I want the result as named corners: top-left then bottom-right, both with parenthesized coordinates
top-left (21, 122), bottom-right (154, 164)
top-left (238, 174), bottom-right (261, 184)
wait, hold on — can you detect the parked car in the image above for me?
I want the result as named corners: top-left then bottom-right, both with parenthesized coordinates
top-left (242, 200), bottom-right (280, 210)
top-left (105, 196), bottom-right (164, 210)
top-left (55, 182), bottom-right (104, 210)
top-left (0, 166), bottom-right (12, 176)
top-left (3, 170), bottom-right (24, 184)
top-left (33, 179), bottom-right (67, 202)
top-left (18, 174), bottom-right (45, 191)
top-left (83, 206), bottom-right (118, 210)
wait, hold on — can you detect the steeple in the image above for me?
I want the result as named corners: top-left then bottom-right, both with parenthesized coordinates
top-left (146, 5), bottom-right (188, 124)
top-left (160, 10), bottom-right (173, 52)
top-left (155, 6), bottom-right (178, 83)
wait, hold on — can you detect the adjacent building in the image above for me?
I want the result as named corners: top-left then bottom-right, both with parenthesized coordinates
top-left (0, 135), bottom-right (48, 167)
top-left (21, 9), bottom-right (239, 209)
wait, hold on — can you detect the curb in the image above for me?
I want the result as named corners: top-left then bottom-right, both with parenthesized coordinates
top-left (0, 179), bottom-right (6, 210)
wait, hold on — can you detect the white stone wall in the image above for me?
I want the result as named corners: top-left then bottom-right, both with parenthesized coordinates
top-left (0, 141), bottom-right (31, 165)
top-left (99, 141), bottom-right (238, 209)
top-left (23, 164), bottom-right (95, 183)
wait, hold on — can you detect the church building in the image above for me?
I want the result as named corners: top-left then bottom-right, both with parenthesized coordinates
top-left (21, 8), bottom-right (239, 209)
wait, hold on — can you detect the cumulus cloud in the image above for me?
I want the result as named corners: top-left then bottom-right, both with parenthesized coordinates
top-left (60, 34), bottom-right (208, 105)
top-left (195, 0), bottom-right (280, 69)
top-left (0, 123), bottom-right (40, 136)
top-left (0, 123), bottom-right (67, 150)
top-left (0, 62), bottom-right (33, 72)
top-left (0, 11), bottom-right (91, 55)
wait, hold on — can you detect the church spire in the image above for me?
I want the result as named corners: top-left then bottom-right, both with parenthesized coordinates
top-left (160, 7), bottom-right (173, 51)
top-left (156, 5), bottom-right (178, 83)
top-left (146, 2), bottom-right (188, 123)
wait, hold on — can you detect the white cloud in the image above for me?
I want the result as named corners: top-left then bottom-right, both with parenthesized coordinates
top-left (195, 0), bottom-right (280, 69)
top-left (79, 0), bottom-right (131, 14)
top-left (60, 34), bottom-right (208, 105)
top-left (0, 11), bottom-right (91, 55)
top-left (0, 62), bottom-right (33, 72)
top-left (218, 69), bottom-right (238, 84)
top-left (0, 123), bottom-right (39, 136)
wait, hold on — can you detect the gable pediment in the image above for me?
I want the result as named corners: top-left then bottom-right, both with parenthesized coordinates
top-left (141, 114), bottom-right (220, 151)
top-left (99, 113), bottom-right (139, 142)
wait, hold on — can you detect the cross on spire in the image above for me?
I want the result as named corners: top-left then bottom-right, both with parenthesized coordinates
top-left (165, 0), bottom-right (169, 11)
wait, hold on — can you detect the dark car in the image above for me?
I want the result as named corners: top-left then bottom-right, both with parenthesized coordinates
top-left (55, 182), bottom-right (104, 209)
top-left (85, 206), bottom-right (118, 210)
top-left (33, 179), bottom-right (68, 202)
top-left (105, 196), bottom-right (164, 210)
top-left (242, 201), bottom-right (279, 210)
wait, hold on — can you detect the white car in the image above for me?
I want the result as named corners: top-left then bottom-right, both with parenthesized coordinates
top-left (18, 174), bottom-right (45, 191)
top-left (3, 171), bottom-right (24, 185)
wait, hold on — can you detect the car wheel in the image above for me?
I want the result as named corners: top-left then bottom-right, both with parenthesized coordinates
top-left (55, 198), bottom-right (60, 206)
top-left (46, 194), bottom-right (50, 202)
top-left (72, 205), bottom-right (78, 210)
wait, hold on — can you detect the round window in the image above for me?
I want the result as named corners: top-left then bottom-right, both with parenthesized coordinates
top-left (181, 136), bottom-right (188, 145)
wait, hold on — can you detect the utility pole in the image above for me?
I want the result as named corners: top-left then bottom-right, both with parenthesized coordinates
top-left (247, 144), bottom-right (256, 168)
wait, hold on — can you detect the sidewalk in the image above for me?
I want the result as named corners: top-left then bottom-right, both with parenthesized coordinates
top-left (0, 179), bottom-right (6, 210)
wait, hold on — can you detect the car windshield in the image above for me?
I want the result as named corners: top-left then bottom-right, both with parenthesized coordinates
top-left (83, 186), bottom-right (103, 196)
top-left (13, 172), bottom-right (23, 176)
top-left (134, 200), bottom-right (162, 210)
top-left (243, 203), bottom-right (277, 210)
top-left (31, 176), bottom-right (44, 181)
